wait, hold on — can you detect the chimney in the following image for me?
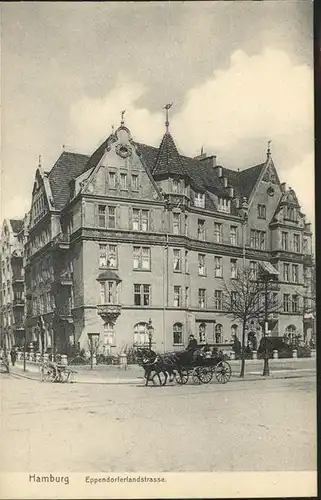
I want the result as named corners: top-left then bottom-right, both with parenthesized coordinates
top-left (223, 177), bottom-right (228, 188)
top-left (280, 182), bottom-right (286, 193)
top-left (217, 165), bottom-right (223, 177)
top-left (194, 152), bottom-right (207, 161)
top-left (229, 187), bottom-right (234, 197)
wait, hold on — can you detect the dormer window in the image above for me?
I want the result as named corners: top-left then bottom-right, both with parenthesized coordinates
top-left (172, 179), bottom-right (180, 193)
top-left (218, 198), bottom-right (230, 214)
top-left (195, 192), bottom-right (205, 208)
top-left (284, 206), bottom-right (297, 222)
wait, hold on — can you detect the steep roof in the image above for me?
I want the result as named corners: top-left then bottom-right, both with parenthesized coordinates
top-left (236, 163), bottom-right (266, 199)
top-left (10, 219), bottom-right (24, 233)
top-left (152, 132), bottom-right (187, 178)
top-left (48, 152), bottom-right (89, 210)
top-left (46, 134), bottom-right (266, 211)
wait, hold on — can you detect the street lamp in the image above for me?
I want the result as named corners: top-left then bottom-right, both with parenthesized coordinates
top-left (147, 318), bottom-right (154, 352)
top-left (87, 332), bottom-right (100, 370)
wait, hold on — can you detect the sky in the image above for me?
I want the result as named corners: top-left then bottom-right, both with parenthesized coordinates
top-left (0, 1), bottom-right (314, 229)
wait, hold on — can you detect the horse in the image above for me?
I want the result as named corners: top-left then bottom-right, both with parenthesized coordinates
top-left (135, 348), bottom-right (178, 386)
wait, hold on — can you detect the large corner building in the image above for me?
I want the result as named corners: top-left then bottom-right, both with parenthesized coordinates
top-left (8, 119), bottom-right (313, 354)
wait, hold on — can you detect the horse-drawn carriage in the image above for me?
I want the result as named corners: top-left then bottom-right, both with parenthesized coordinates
top-left (136, 347), bottom-right (232, 386)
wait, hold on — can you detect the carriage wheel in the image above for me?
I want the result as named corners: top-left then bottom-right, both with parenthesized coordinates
top-left (196, 366), bottom-right (213, 384)
top-left (151, 371), bottom-right (167, 386)
top-left (175, 369), bottom-right (189, 385)
top-left (215, 360), bottom-right (232, 384)
top-left (41, 365), bottom-right (55, 382)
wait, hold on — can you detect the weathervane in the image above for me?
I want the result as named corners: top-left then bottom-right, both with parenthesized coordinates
top-left (121, 109), bottom-right (126, 126)
top-left (267, 140), bottom-right (272, 158)
top-left (164, 102), bottom-right (173, 133)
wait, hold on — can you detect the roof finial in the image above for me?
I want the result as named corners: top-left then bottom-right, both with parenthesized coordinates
top-left (164, 102), bottom-right (173, 133)
top-left (62, 144), bottom-right (65, 151)
top-left (121, 109), bottom-right (126, 126)
top-left (201, 145), bottom-right (204, 155)
top-left (38, 154), bottom-right (42, 168)
top-left (267, 140), bottom-right (272, 158)
top-left (111, 124), bottom-right (115, 134)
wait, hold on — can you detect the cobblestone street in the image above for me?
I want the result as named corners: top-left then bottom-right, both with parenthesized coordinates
top-left (0, 374), bottom-right (316, 473)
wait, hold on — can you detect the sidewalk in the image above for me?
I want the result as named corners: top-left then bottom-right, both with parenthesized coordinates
top-left (8, 358), bottom-right (316, 385)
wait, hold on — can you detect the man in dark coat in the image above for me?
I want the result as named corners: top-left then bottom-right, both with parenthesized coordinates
top-left (187, 335), bottom-right (198, 351)
top-left (10, 348), bottom-right (17, 366)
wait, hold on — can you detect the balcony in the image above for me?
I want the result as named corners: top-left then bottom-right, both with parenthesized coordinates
top-left (164, 193), bottom-right (190, 208)
top-left (12, 298), bottom-right (24, 308)
top-left (97, 304), bottom-right (122, 324)
top-left (13, 323), bottom-right (25, 331)
top-left (57, 309), bottom-right (73, 323)
top-left (52, 233), bottom-right (70, 250)
top-left (55, 271), bottom-right (73, 286)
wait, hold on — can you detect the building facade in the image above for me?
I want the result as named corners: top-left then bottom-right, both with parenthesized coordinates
top-left (0, 218), bottom-right (28, 349)
top-left (22, 120), bottom-right (313, 355)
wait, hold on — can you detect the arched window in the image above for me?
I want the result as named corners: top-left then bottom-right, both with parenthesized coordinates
top-left (104, 322), bottom-right (115, 346)
top-left (285, 325), bottom-right (297, 344)
top-left (215, 324), bottom-right (223, 343)
top-left (231, 324), bottom-right (238, 338)
top-left (173, 323), bottom-right (183, 345)
top-left (199, 323), bottom-right (206, 344)
top-left (134, 322), bottom-right (149, 346)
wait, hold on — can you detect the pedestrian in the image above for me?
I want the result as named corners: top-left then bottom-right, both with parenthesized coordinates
top-left (10, 348), bottom-right (17, 366)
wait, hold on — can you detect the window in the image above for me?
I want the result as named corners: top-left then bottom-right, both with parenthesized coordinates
top-left (185, 286), bottom-right (189, 307)
top-left (173, 323), bottom-right (183, 344)
top-left (132, 209), bottom-right (149, 232)
top-left (134, 284), bottom-right (151, 306)
top-left (258, 204), bottom-right (266, 219)
top-left (292, 295), bottom-right (299, 313)
top-left (195, 192), bottom-right (205, 208)
top-left (249, 261), bottom-right (258, 280)
top-left (281, 232), bottom-right (288, 251)
top-left (173, 249), bottom-right (181, 272)
top-left (283, 293), bottom-right (290, 312)
top-left (100, 281), bottom-right (118, 304)
top-left (230, 259), bottom-right (237, 279)
top-left (215, 324), bottom-right (223, 343)
top-left (271, 292), bottom-right (278, 308)
top-left (134, 322), bottom-right (149, 345)
top-left (185, 250), bottom-right (189, 273)
top-left (120, 173), bottom-right (127, 190)
top-left (214, 223), bottom-right (222, 243)
top-left (99, 244), bottom-right (117, 268)
top-left (292, 264), bottom-right (299, 283)
top-left (131, 174), bottom-right (138, 191)
top-left (198, 289), bottom-right (206, 309)
top-left (199, 323), bottom-right (206, 343)
top-left (250, 230), bottom-right (266, 250)
top-left (104, 323), bottom-right (115, 347)
top-left (231, 324), bottom-right (239, 338)
top-left (198, 254), bottom-right (206, 276)
top-left (293, 234), bottom-right (300, 253)
top-left (283, 263), bottom-right (290, 282)
top-left (197, 219), bottom-right (205, 240)
top-left (133, 247), bottom-right (151, 270)
top-left (172, 179), bottom-right (180, 193)
top-left (218, 198), bottom-right (230, 213)
top-left (214, 290), bottom-right (223, 310)
top-left (231, 291), bottom-right (237, 309)
top-left (285, 206), bottom-right (296, 221)
top-left (98, 205), bottom-right (116, 228)
top-left (184, 215), bottom-right (188, 236)
top-left (108, 171), bottom-right (116, 189)
top-left (230, 226), bottom-right (237, 245)
top-left (173, 286), bottom-right (182, 307)
top-left (173, 213), bottom-right (180, 235)
top-left (214, 256), bottom-right (222, 278)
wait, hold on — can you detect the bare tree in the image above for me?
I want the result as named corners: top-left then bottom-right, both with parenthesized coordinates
top-left (222, 266), bottom-right (281, 378)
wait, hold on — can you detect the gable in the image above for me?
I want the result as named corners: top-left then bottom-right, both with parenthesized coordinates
top-left (82, 126), bottom-right (162, 202)
top-left (29, 169), bottom-right (51, 228)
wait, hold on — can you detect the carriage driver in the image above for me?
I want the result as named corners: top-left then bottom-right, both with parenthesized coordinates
top-left (187, 335), bottom-right (198, 352)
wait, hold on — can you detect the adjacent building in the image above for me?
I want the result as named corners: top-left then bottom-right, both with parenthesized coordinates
top-left (0, 218), bottom-right (28, 349)
top-left (16, 119), bottom-right (314, 354)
